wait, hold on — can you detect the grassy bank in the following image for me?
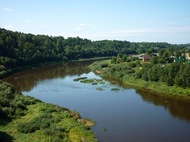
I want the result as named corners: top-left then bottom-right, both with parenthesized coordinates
top-left (89, 60), bottom-right (190, 101)
top-left (122, 75), bottom-right (190, 101)
top-left (0, 81), bottom-right (97, 142)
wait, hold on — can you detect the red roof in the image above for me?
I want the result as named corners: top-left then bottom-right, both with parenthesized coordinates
top-left (143, 55), bottom-right (151, 60)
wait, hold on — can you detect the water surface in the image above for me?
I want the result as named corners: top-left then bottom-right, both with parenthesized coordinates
top-left (4, 61), bottom-right (190, 142)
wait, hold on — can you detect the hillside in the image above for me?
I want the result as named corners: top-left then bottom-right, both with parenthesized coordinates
top-left (0, 28), bottom-right (187, 78)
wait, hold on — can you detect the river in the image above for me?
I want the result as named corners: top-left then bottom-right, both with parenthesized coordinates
top-left (3, 61), bottom-right (190, 142)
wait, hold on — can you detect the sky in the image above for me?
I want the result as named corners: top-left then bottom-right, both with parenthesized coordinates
top-left (0, 0), bottom-right (190, 44)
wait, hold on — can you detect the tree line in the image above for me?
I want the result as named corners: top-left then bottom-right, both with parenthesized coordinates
top-left (136, 62), bottom-right (190, 88)
top-left (0, 28), bottom-right (187, 77)
top-left (109, 53), bottom-right (190, 88)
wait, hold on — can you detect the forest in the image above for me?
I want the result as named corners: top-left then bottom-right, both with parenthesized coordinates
top-left (0, 28), bottom-right (188, 77)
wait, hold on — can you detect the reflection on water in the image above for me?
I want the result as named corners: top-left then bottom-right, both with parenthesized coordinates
top-left (3, 61), bottom-right (190, 142)
top-left (136, 89), bottom-right (190, 122)
top-left (4, 61), bottom-right (91, 92)
top-left (103, 76), bottom-right (190, 122)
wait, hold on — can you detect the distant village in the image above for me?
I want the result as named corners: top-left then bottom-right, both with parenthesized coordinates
top-left (131, 50), bottom-right (190, 63)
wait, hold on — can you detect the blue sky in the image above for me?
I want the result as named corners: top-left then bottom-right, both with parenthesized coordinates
top-left (1, 0), bottom-right (190, 44)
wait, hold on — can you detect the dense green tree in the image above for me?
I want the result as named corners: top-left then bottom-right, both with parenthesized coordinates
top-left (175, 51), bottom-right (181, 58)
top-left (151, 56), bottom-right (159, 64)
top-left (0, 28), bottom-right (188, 79)
top-left (181, 64), bottom-right (190, 88)
top-left (148, 65), bottom-right (161, 82)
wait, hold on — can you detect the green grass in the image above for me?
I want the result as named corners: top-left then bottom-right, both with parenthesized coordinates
top-left (90, 60), bottom-right (190, 101)
top-left (0, 101), bottom-right (97, 142)
top-left (123, 76), bottom-right (190, 101)
top-left (0, 81), bottom-right (97, 142)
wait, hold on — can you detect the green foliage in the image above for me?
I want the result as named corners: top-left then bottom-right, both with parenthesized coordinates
top-left (111, 54), bottom-right (129, 64)
top-left (96, 87), bottom-right (104, 91)
top-left (128, 62), bottom-right (137, 68)
top-left (0, 80), bottom-right (40, 118)
top-left (75, 77), bottom-right (105, 86)
top-left (90, 60), bottom-right (190, 98)
top-left (0, 81), bottom-right (15, 107)
top-left (111, 88), bottom-right (120, 91)
top-left (89, 61), bottom-right (110, 71)
top-left (148, 65), bottom-right (162, 82)
top-left (136, 62), bottom-right (190, 88)
top-left (73, 77), bottom-right (87, 81)
top-left (0, 80), bottom-right (97, 141)
top-left (0, 28), bottom-right (186, 78)
top-left (0, 65), bottom-right (7, 77)
top-left (90, 60), bottom-right (135, 80)
top-left (157, 48), bottom-right (175, 63)
top-left (17, 113), bottom-right (57, 134)
top-left (151, 56), bottom-right (159, 64)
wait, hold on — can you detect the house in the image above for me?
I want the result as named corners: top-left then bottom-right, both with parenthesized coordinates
top-left (174, 57), bottom-right (183, 63)
top-left (138, 54), bottom-right (144, 60)
top-left (174, 53), bottom-right (190, 63)
top-left (185, 53), bottom-right (190, 59)
top-left (186, 53), bottom-right (190, 63)
top-left (142, 55), bottom-right (151, 62)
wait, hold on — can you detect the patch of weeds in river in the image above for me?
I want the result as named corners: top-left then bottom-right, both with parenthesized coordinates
top-left (103, 128), bottom-right (108, 132)
top-left (73, 77), bottom-right (87, 81)
top-left (81, 79), bottom-right (95, 83)
top-left (76, 77), bottom-right (105, 85)
top-left (99, 81), bottom-right (105, 84)
top-left (111, 88), bottom-right (120, 91)
top-left (96, 87), bottom-right (104, 91)
top-left (92, 82), bottom-right (98, 85)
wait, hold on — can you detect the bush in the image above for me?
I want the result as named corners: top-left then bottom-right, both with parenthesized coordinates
top-left (129, 62), bottom-right (137, 68)
top-left (0, 81), bottom-right (15, 107)
top-left (100, 62), bottom-right (109, 68)
top-left (1, 107), bottom-right (14, 117)
top-left (17, 122), bottom-right (40, 133)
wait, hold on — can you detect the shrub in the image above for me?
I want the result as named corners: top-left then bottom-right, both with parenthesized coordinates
top-left (129, 62), bottom-right (137, 68)
top-left (17, 122), bottom-right (39, 133)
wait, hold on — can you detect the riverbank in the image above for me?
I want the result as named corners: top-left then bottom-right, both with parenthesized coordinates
top-left (89, 60), bottom-right (190, 102)
top-left (0, 80), bottom-right (97, 142)
top-left (0, 57), bottom-right (111, 79)
top-left (1, 58), bottom-right (115, 142)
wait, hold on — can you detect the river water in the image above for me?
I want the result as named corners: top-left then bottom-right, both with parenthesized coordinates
top-left (4, 61), bottom-right (190, 142)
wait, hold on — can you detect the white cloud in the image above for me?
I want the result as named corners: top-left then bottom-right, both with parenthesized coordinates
top-left (25, 20), bottom-right (33, 24)
top-left (58, 25), bottom-right (190, 42)
top-left (72, 26), bottom-right (190, 40)
top-left (166, 26), bottom-right (190, 33)
top-left (116, 26), bottom-right (190, 35)
top-left (4, 8), bottom-right (12, 12)
top-left (3, 25), bottom-right (13, 29)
